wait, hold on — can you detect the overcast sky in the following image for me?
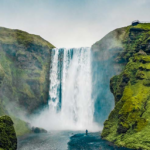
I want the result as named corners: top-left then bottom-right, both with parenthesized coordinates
top-left (0, 0), bottom-right (150, 48)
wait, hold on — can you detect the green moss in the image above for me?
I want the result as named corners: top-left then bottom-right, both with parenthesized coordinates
top-left (141, 56), bottom-right (150, 63)
top-left (0, 27), bottom-right (55, 48)
top-left (16, 30), bottom-right (34, 47)
top-left (143, 79), bottom-right (150, 86)
top-left (0, 26), bottom-right (55, 115)
top-left (11, 116), bottom-right (31, 136)
top-left (133, 23), bottom-right (150, 30)
top-left (0, 26), bottom-right (56, 137)
top-left (102, 23), bottom-right (150, 150)
top-left (0, 115), bottom-right (17, 150)
top-left (136, 70), bottom-right (146, 79)
top-left (136, 118), bottom-right (148, 132)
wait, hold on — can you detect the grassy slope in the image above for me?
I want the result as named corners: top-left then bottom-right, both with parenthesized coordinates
top-left (102, 23), bottom-right (150, 149)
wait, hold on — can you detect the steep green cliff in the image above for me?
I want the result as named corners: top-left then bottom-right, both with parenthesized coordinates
top-left (102, 23), bottom-right (150, 150)
top-left (0, 27), bottom-right (54, 136)
top-left (0, 115), bottom-right (17, 150)
top-left (0, 27), bottom-right (55, 114)
top-left (0, 27), bottom-right (54, 115)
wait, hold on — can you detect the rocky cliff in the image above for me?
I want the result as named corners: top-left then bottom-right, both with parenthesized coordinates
top-left (0, 27), bottom-right (54, 136)
top-left (0, 115), bottom-right (17, 150)
top-left (91, 26), bottom-right (128, 123)
top-left (0, 27), bottom-right (54, 114)
top-left (101, 23), bottom-right (150, 149)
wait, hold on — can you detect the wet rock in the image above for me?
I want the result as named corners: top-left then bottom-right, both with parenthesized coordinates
top-left (32, 127), bottom-right (47, 133)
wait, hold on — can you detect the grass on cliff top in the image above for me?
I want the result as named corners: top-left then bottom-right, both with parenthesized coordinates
top-left (132, 23), bottom-right (150, 30)
top-left (0, 27), bottom-right (55, 48)
top-left (93, 23), bottom-right (150, 50)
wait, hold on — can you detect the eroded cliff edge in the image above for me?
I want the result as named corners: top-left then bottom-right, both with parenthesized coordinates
top-left (101, 24), bottom-right (150, 149)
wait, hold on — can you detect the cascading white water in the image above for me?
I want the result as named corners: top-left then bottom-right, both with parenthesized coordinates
top-left (49, 49), bottom-right (59, 111)
top-left (47, 47), bottom-right (100, 131)
top-left (32, 47), bottom-right (100, 131)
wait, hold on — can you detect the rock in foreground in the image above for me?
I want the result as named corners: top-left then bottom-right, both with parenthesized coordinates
top-left (0, 115), bottom-right (17, 150)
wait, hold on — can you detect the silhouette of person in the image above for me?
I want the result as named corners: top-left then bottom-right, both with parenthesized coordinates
top-left (86, 129), bottom-right (88, 135)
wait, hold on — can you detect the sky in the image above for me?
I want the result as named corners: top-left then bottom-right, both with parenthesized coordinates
top-left (0, 0), bottom-right (150, 48)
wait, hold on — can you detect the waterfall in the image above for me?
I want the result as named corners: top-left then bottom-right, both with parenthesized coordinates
top-left (48, 47), bottom-right (100, 131)
top-left (49, 49), bottom-right (59, 111)
top-left (32, 47), bottom-right (100, 131)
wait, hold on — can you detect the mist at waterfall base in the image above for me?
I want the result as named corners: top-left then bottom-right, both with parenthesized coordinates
top-left (31, 47), bottom-right (114, 131)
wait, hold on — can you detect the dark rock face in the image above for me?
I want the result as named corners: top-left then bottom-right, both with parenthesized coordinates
top-left (0, 115), bottom-right (17, 150)
top-left (32, 127), bottom-right (47, 133)
top-left (0, 27), bottom-right (55, 115)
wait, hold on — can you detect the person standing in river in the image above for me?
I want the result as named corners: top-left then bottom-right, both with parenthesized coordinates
top-left (86, 129), bottom-right (88, 135)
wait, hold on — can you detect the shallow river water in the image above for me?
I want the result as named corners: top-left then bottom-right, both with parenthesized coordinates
top-left (18, 131), bottom-right (132, 150)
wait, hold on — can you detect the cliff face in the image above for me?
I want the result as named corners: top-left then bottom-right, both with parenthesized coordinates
top-left (0, 115), bottom-right (17, 150)
top-left (0, 27), bottom-right (54, 115)
top-left (91, 27), bottom-right (127, 123)
top-left (0, 27), bottom-right (55, 137)
top-left (102, 23), bottom-right (150, 149)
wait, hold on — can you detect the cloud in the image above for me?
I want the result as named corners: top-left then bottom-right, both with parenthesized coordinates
top-left (135, 0), bottom-right (150, 5)
top-left (0, 0), bottom-right (150, 47)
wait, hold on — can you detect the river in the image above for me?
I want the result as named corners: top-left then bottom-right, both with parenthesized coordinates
top-left (18, 131), bottom-right (132, 150)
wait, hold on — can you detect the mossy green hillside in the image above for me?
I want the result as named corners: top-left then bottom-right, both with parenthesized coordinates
top-left (0, 27), bottom-right (55, 137)
top-left (118, 23), bottom-right (150, 62)
top-left (0, 27), bottom-right (54, 48)
top-left (0, 115), bottom-right (17, 150)
top-left (102, 23), bottom-right (150, 150)
top-left (132, 23), bottom-right (150, 30)
top-left (0, 27), bottom-right (55, 115)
